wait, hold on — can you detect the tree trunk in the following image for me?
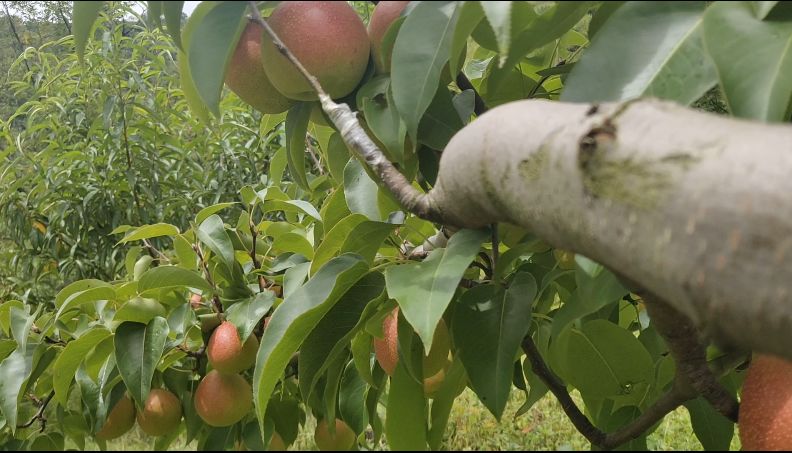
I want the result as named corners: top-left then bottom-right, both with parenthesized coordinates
top-left (1, 1), bottom-right (30, 71)
top-left (430, 98), bottom-right (792, 360)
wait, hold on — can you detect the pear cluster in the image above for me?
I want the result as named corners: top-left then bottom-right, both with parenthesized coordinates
top-left (195, 321), bottom-right (257, 427)
top-left (226, 1), bottom-right (410, 119)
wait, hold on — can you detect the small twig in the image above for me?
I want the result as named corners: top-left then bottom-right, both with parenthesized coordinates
top-left (491, 224), bottom-right (499, 269)
top-left (43, 336), bottom-right (65, 346)
top-left (17, 390), bottom-right (54, 431)
top-left (178, 345), bottom-right (206, 359)
top-left (522, 335), bottom-right (701, 450)
top-left (522, 337), bottom-right (607, 446)
top-left (193, 244), bottom-right (223, 314)
top-left (306, 140), bottom-right (325, 175)
top-left (639, 292), bottom-right (739, 422)
top-left (142, 239), bottom-right (169, 265)
top-left (248, 207), bottom-right (267, 292)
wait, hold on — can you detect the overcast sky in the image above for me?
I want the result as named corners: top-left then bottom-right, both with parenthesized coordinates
top-left (183, 1), bottom-right (201, 16)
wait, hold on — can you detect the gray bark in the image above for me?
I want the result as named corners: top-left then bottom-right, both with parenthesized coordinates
top-left (430, 98), bottom-right (792, 360)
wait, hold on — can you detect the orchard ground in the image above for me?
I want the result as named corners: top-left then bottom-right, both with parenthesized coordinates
top-left (100, 390), bottom-right (740, 451)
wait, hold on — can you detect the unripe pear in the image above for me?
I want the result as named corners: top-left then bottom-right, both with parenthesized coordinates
top-left (190, 293), bottom-right (203, 309)
top-left (423, 368), bottom-right (446, 398)
top-left (373, 308), bottom-right (451, 377)
top-left (95, 394), bottom-right (136, 440)
top-left (207, 321), bottom-right (259, 374)
top-left (314, 418), bottom-right (356, 451)
top-left (739, 354), bottom-right (792, 450)
top-left (136, 389), bottom-right (182, 437)
top-left (268, 431), bottom-right (286, 450)
top-left (195, 370), bottom-right (253, 427)
top-left (226, 20), bottom-right (294, 114)
top-left (261, 1), bottom-right (370, 100)
top-left (368, 1), bottom-right (410, 73)
top-left (113, 297), bottom-right (166, 326)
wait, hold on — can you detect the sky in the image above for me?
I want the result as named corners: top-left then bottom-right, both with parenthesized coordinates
top-left (183, 1), bottom-right (201, 17)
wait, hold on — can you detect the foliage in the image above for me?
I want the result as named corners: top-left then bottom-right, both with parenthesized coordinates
top-left (1, 0), bottom-right (790, 450)
top-left (0, 3), bottom-right (276, 303)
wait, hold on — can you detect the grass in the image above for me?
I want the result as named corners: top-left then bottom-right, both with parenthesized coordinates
top-left (95, 388), bottom-right (741, 451)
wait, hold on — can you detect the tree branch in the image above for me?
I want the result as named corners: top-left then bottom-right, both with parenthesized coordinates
top-left (246, 2), bottom-right (446, 225)
top-left (638, 291), bottom-right (739, 422)
top-left (456, 72), bottom-right (488, 116)
top-left (17, 390), bottom-right (54, 432)
top-left (522, 335), bottom-right (705, 450)
top-left (522, 336), bottom-right (607, 446)
top-left (194, 244), bottom-right (223, 314)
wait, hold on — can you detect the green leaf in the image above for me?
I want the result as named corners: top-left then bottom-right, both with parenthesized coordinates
top-left (551, 265), bottom-right (626, 336)
top-left (703, 1), bottom-right (792, 121)
top-left (753, 1), bottom-right (780, 19)
top-left (351, 331), bottom-right (376, 387)
top-left (163, 1), bottom-right (185, 49)
top-left (312, 214), bottom-right (369, 275)
top-left (385, 361), bottom-right (428, 450)
top-left (225, 291), bottom-right (276, 342)
top-left (481, 1), bottom-right (512, 66)
top-left (10, 306), bottom-right (36, 350)
top-left (253, 255), bottom-right (369, 434)
top-left (502, 1), bottom-right (593, 68)
top-left (392, 1), bottom-right (460, 140)
top-left (0, 301), bottom-right (23, 337)
top-left (55, 279), bottom-right (113, 308)
top-left (358, 78), bottom-right (407, 164)
top-left (272, 233), bottom-right (314, 260)
top-left (269, 147), bottom-right (288, 187)
top-left (340, 221), bottom-right (396, 265)
top-left (516, 356), bottom-right (548, 418)
top-left (326, 133), bottom-right (351, 183)
top-left (53, 328), bottom-right (112, 406)
top-left (73, 1), bottom-right (104, 61)
top-left (343, 159), bottom-right (384, 221)
top-left (118, 223), bottom-right (180, 244)
top-left (550, 320), bottom-right (653, 398)
top-left (450, 2), bottom-right (485, 76)
top-left (188, 1), bottom-right (247, 116)
top-left (285, 102), bottom-right (313, 191)
top-left (56, 286), bottom-right (117, 320)
top-left (338, 361), bottom-right (368, 434)
top-left (263, 200), bottom-right (322, 223)
top-left (385, 229), bottom-right (487, 352)
top-left (196, 203), bottom-right (237, 225)
top-left (562, 2), bottom-right (716, 105)
top-left (685, 397), bottom-right (735, 451)
top-left (588, 2), bottom-right (625, 38)
top-left (178, 1), bottom-right (216, 124)
top-left (298, 273), bottom-right (385, 401)
top-left (138, 266), bottom-right (211, 294)
top-left (197, 215), bottom-right (236, 271)
top-left (452, 273), bottom-right (536, 420)
top-left (418, 86), bottom-right (465, 150)
top-left (114, 318), bottom-right (170, 409)
top-left (0, 347), bottom-right (34, 433)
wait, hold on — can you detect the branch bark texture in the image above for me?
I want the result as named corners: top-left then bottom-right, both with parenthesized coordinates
top-left (432, 99), bottom-right (792, 360)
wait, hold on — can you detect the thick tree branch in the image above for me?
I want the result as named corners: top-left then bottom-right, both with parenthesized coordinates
top-left (435, 99), bottom-right (792, 361)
